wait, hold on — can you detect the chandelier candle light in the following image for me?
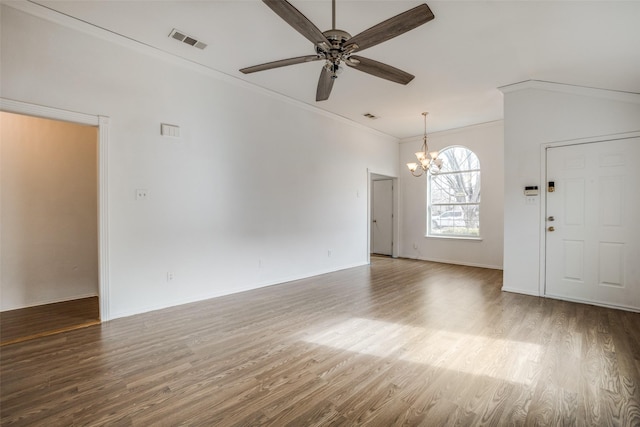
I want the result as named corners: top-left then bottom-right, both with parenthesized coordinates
top-left (407, 112), bottom-right (443, 177)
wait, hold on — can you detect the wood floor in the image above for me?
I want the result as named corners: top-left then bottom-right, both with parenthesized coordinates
top-left (0, 296), bottom-right (100, 346)
top-left (1, 257), bottom-right (639, 426)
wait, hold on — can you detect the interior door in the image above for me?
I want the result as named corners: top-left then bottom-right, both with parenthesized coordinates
top-left (372, 179), bottom-right (393, 256)
top-left (545, 138), bottom-right (640, 310)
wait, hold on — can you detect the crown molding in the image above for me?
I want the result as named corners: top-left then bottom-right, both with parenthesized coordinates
top-left (498, 80), bottom-right (640, 103)
top-left (399, 120), bottom-right (503, 145)
top-left (3, 0), bottom-right (398, 142)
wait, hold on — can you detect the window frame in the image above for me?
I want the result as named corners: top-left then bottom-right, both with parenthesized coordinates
top-left (426, 145), bottom-right (481, 239)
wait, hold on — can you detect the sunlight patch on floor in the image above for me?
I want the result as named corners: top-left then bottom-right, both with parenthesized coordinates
top-left (302, 317), bottom-right (542, 385)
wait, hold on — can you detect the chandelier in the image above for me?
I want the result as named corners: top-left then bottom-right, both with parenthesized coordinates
top-left (406, 112), bottom-right (443, 176)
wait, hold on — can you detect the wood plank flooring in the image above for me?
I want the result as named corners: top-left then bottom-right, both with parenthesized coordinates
top-left (0, 296), bottom-right (100, 346)
top-left (1, 258), bottom-right (639, 426)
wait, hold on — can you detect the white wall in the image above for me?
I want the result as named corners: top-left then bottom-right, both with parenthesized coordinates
top-left (501, 81), bottom-right (640, 296)
top-left (1, 112), bottom-right (99, 310)
top-left (0, 5), bottom-right (399, 319)
top-left (399, 121), bottom-right (504, 269)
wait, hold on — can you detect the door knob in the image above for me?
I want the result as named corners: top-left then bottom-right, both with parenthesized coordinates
top-left (373, 220), bottom-right (377, 223)
top-left (548, 226), bottom-right (555, 232)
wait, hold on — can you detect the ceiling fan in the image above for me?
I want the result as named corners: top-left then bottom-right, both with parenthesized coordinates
top-left (240, 0), bottom-right (434, 101)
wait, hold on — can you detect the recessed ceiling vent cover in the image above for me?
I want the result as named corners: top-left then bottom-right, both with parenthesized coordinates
top-left (169, 29), bottom-right (207, 50)
top-left (363, 113), bottom-right (378, 119)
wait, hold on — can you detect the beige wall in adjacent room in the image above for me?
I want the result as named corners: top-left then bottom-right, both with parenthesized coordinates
top-left (1, 112), bottom-right (99, 311)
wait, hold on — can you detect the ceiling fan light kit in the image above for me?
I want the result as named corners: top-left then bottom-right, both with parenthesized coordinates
top-left (240, 0), bottom-right (434, 101)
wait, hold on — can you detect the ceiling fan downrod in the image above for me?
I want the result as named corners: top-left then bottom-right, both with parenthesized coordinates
top-left (332, 0), bottom-right (336, 30)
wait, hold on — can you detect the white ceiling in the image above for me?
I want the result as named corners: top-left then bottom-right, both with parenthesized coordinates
top-left (35, 0), bottom-right (640, 139)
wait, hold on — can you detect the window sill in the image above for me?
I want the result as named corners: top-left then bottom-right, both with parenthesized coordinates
top-left (425, 235), bottom-right (483, 242)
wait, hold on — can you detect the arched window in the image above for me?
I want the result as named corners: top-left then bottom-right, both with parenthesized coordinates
top-left (428, 146), bottom-right (480, 237)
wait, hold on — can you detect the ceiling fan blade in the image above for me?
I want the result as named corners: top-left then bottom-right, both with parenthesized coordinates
top-left (346, 4), bottom-right (434, 52)
top-left (346, 55), bottom-right (414, 85)
top-left (263, 0), bottom-right (331, 46)
top-left (240, 55), bottom-right (321, 74)
top-left (316, 67), bottom-right (335, 101)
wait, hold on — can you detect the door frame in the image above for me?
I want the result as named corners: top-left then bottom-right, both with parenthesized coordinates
top-left (1, 98), bottom-right (111, 321)
top-left (367, 170), bottom-right (399, 263)
top-left (538, 131), bottom-right (640, 304)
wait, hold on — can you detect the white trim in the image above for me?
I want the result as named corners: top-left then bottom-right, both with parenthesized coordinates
top-left (1, 97), bottom-right (111, 321)
top-left (399, 120), bottom-right (504, 145)
top-left (426, 145), bottom-right (482, 240)
top-left (367, 170), bottom-right (400, 263)
top-left (425, 235), bottom-right (482, 241)
top-left (3, 0), bottom-right (396, 142)
top-left (540, 131), bottom-right (640, 149)
top-left (498, 80), bottom-right (640, 103)
top-left (0, 98), bottom-right (99, 125)
top-left (501, 287), bottom-right (540, 297)
top-left (431, 170), bottom-right (481, 177)
top-left (98, 116), bottom-right (111, 321)
top-left (538, 131), bottom-right (640, 304)
top-left (109, 261), bottom-right (368, 320)
top-left (544, 293), bottom-right (640, 314)
top-left (538, 141), bottom-right (547, 297)
top-left (403, 256), bottom-right (502, 271)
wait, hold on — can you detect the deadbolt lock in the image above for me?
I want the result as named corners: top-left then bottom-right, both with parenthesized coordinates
top-left (548, 216), bottom-right (555, 221)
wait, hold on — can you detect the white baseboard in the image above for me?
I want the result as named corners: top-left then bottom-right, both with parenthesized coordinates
top-left (400, 255), bottom-right (503, 271)
top-left (543, 293), bottom-right (640, 313)
top-left (108, 262), bottom-right (368, 321)
top-left (501, 287), bottom-right (541, 297)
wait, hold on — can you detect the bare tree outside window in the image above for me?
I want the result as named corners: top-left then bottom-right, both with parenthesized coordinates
top-left (428, 146), bottom-right (480, 237)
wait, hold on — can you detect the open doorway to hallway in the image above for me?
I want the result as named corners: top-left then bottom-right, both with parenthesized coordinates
top-left (369, 172), bottom-right (398, 259)
top-left (1, 112), bottom-right (100, 345)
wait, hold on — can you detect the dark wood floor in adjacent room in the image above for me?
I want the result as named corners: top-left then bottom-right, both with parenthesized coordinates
top-left (1, 257), bottom-right (639, 426)
top-left (0, 296), bottom-right (100, 346)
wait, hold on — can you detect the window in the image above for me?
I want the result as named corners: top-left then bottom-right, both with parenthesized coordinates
top-left (428, 146), bottom-right (480, 237)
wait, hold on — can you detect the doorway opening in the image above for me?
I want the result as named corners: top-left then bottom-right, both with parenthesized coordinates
top-left (1, 105), bottom-right (107, 345)
top-left (369, 172), bottom-right (398, 261)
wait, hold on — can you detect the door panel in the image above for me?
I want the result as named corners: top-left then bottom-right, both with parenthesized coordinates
top-left (372, 180), bottom-right (393, 256)
top-left (545, 138), bottom-right (640, 310)
top-left (564, 178), bottom-right (584, 225)
top-left (562, 240), bottom-right (583, 281)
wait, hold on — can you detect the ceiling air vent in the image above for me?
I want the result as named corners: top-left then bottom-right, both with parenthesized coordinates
top-left (363, 113), bottom-right (378, 119)
top-left (169, 29), bottom-right (207, 50)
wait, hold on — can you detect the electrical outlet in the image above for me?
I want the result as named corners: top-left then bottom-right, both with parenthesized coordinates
top-left (136, 189), bottom-right (149, 201)
top-left (328, 250), bottom-right (332, 258)
top-left (167, 272), bottom-right (174, 282)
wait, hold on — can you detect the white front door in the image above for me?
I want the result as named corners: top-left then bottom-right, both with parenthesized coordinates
top-left (372, 179), bottom-right (393, 256)
top-left (545, 138), bottom-right (640, 310)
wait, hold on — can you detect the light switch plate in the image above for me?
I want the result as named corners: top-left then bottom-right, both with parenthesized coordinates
top-left (161, 123), bottom-right (180, 138)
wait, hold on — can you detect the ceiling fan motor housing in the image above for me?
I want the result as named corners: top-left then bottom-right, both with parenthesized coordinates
top-left (324, 29), bottom-right (351, 46)
top-left (316, 29), bottom-right (356, 79)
